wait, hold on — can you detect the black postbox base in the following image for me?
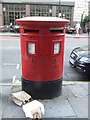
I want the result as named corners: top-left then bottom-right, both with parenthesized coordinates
top-left (22, 77), bottom-right (62, 99)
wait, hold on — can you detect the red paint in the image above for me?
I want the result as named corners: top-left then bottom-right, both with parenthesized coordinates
top-left (16, 16), bottom-right (69, 82)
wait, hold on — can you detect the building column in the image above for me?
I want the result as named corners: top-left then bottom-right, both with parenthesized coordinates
top-left (0, 3), bottom-right (4, 26)
top-left (52, 6), bottom-right (56, 17)
top-left (26, 5), bottom-right (30, 17)
top-left (71, 6), bottom-right (74, 26)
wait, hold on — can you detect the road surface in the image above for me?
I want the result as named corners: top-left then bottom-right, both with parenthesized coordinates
top-left (0, 36), bottom-right (88, 83)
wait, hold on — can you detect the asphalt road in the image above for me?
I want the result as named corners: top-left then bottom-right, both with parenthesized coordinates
top-left (64, 37), bottom-right (88, 81)
top-left (0, 36), bottom-right (88, 83)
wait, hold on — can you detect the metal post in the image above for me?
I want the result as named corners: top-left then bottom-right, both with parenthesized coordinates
top-left (58, 0), bottom-right (61, 17)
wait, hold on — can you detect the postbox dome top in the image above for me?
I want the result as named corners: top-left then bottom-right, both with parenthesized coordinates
top-left (16, 16), bottom-right (70, 28)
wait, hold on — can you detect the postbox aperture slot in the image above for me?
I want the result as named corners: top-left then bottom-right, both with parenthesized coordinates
top-left (24, 29), bottom-right (39, 33)
top-left (50, 29), bottom-right (63, 33)
top-left (50, 28), bottom-right (63, 33)
top-left (54, 42), bottom-right (60, 54)
top-left (28, 42), bottom-right (35, 54)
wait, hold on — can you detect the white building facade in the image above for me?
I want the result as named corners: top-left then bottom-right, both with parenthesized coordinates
top-left (73, 0), bottom-right (89, 23)
top-left (61, 0), bottom-right (89, 24)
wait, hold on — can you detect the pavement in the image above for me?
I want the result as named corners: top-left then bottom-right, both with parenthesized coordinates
top-left (65, 33), bottom-right (89, 38)
top-left (0, 32), bottom-right (89, 38)
top-left (0, 81), bottom-right (89, 119)
top-left (0, 32), bottom-right (89, 119)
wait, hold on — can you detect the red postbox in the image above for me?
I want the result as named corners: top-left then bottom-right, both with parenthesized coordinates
top-left (16, 17), bottom-right (69, 99)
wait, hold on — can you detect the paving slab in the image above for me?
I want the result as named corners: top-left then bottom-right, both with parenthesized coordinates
top-left (66, 84), bottom-right (88, 98)
top-left (62, 83), bottom-right (88, 118)
top-left (61, 86), bottom-right (77, 99)
top-left (68, 96), bottom-right (88, 118)
top-left (41, 96), bottom-right (76, 118)
top-left (2, 98), bottom-right (25, 118)
top-left (80, 83), bottom-right (88, 91)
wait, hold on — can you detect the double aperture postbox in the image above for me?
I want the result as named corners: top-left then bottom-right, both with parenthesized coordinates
top-left (16, 17), bottom-right (69, 99)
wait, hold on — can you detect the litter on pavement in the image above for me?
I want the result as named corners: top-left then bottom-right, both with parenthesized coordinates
top-left (12, 91), bottom-right (44, 119)
top-left (22, 100), bottom-right (44, 119)
top-left (12, 91), bottom-right (32, 106)
top-left (12, 75), bottom-right (21, 85)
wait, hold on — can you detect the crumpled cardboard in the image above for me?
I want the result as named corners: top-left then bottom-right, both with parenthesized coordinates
top-left (22, 100), bottom-right (44, 119)
top-left (12, 91), bottom-right (44, 119)
top-left (12, 91), bottom-right (32, 106)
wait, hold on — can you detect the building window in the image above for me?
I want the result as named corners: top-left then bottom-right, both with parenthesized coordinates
top-left (30, 5), bottom-right (52, 16)
top-left (56, 6), bottom-right (72, 20)
top-left (3, 4), bottom-right (26, 25)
